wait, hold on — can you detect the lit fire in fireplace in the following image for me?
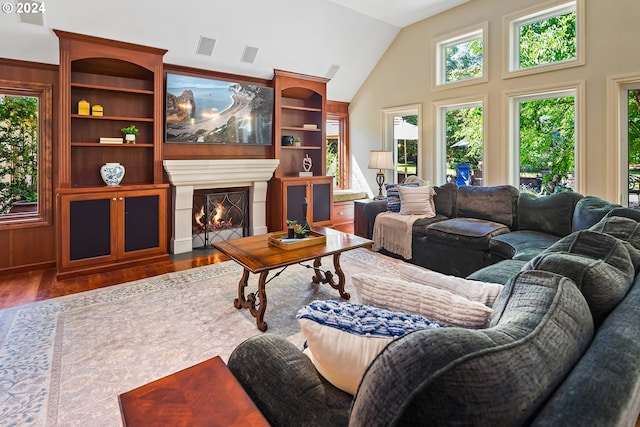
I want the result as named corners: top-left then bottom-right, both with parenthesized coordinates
top-left (194, 199), bottom-right (233, 230)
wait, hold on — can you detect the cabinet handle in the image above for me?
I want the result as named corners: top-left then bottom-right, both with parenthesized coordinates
top-left (112, 198), bottom-right (117, 201)
top-left (119, 197), bottom-right (123, 201)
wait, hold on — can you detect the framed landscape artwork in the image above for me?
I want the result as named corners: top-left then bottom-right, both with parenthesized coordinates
top-left (165, 72), bottom-right (273, 144)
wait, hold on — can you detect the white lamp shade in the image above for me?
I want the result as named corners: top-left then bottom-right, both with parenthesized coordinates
top-left (368, 150), bottom-right (394, 170)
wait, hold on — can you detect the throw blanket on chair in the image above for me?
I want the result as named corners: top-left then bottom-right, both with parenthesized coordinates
top-left (372, 212), bottom-right (429, 259)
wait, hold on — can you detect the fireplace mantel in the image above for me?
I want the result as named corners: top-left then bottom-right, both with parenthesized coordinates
top-left (163, 159), bottom-right (279, 254)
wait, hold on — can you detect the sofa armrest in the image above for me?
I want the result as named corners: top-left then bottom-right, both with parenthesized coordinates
top-left (228, 334), bottom-right (352, 427)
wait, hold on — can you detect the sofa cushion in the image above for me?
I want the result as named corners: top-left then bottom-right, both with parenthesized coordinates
top-left (524, 230), bottom-right (635, 323)
top-left (425, 217), bottom-right (510, 250)
top-left (395, 263), bottom-right (503, 306)
top-left (572, 195), bottom-right (620, 231)
top-left (433, 182), bottom-right (458, 218)
top-left (297, 300), bottom-right (445, 395)
top-left (466, 259), bottom-right (528, 285)
top-left (518, 191), bottom-right (582, 236)
top-left (398, 184), bottom-right (436, 216)
top-left (385, 182), bottom-right (419, 212)
top-left (489, 230), bottom-right (561, 261)
top-left (351, 273), bottom-right (493, 328)
top-left (455, 185), bottom-right (519, 228)
top-left (350, 270), bottom-right (594, 426)
top-left (590, 216), bottom-right (640, 271)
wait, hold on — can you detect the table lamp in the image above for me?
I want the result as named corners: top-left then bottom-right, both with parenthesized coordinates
top-left (368, 150), bottom-right (394, 199)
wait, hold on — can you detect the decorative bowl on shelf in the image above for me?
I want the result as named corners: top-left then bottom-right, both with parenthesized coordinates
top-left (100, 162), bottom-right (125, 186)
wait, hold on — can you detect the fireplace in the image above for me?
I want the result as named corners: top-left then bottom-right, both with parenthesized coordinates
top-left (192, 188), bottom-right (249, 248)
top-left (163, 159), bottom-right (280, 254)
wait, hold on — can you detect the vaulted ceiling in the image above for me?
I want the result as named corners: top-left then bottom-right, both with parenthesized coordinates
top-left (0, 0), bottom-right (469, 101)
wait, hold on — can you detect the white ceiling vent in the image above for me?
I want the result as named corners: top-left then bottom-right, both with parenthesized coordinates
top-left (17, 1), bottom-right (45, 26)
top-left (241, 45), bottom-right (259, 64)
top-left (196, 36), bottom-right (216, 56)
top-left (326, 64), bottom-right (340, 79)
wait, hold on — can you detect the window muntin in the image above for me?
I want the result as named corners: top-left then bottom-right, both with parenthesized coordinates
top-left (434, 23), bottom-right (488, 89)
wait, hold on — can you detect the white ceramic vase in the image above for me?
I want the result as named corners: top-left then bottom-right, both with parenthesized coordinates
top-left (100, 162), bottom-right (125, 186)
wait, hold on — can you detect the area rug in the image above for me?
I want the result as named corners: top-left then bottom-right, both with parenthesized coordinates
top-left (0, 249), bottom-right (400, 427)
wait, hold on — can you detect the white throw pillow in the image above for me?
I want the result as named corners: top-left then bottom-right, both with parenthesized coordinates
top-left (398, 184), bottom-right (436, 216)
top-left (396, 263), bottom-right (504, 307)
top-left (297, 300), bottom-right (445, 395)
top-left (352, 273), bottom-right (492, 328)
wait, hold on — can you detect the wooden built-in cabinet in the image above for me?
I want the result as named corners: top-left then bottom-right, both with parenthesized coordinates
top-left (58, 187), bottom-right (166, 272)
top-left (268, 176), bottom-right (333, 231)
top-left (268, 70), bottom-right (333, 231)
top-left (54, 30), bottom-right (169, 277)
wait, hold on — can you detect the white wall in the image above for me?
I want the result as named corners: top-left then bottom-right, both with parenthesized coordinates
top-left (349, 0), bottom-right (640, 202)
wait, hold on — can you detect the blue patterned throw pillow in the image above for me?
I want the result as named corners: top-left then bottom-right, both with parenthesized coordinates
top-left (385, 182), bottom-right (419, 212)
top-left (297, 300), bottom-right (445, 394)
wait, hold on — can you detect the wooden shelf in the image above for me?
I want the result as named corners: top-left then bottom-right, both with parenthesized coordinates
top-left (71, 82), bottom-right (154, 95)
top-left (71, 114), bottom-right (154, 122)
top-left (281, 126), bottom-right (321, 132)
top-left (281, 145), bottom-right (322, 150)
top-left (281, 105), bottom-right (322, 112)
top-left (71, 142), bottom-right (154, 147)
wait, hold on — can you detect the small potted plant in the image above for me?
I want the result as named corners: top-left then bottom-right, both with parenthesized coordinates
top-left (121, 124), bottom-right (139, 144)
top-left (294, 137), bottom-right (302, 147)
top-left (293, 223), bottom-right (308, 239)
top-left (286, 219), bottom-right (298, 238)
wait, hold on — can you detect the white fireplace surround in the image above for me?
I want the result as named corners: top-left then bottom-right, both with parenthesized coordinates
top-left (163, 159), bottom-right (280, 254)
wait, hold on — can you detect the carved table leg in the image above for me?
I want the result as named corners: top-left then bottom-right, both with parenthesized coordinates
top-left (233, 269), bottom-right (269, 331)
top-left (311, 254), bottom-right (351, 300)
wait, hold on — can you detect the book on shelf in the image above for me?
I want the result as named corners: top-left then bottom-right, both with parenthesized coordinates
top-left (99, 137), bottom-right (124, 144)
top-left (303, 124), bottom-right (318, 129)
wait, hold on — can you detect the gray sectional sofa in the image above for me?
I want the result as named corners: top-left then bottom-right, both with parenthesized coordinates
top-left (364, 183), bottom-right (620, 277)
top-left (225, 186), bottom-right (640, 426)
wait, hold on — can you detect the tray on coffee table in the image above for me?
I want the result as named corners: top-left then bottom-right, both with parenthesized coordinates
top-left (268, 230), bottom-right (326, 250)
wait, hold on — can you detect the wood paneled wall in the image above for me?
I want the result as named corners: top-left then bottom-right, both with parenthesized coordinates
top-left (0, 59), bottom-right (58, 273)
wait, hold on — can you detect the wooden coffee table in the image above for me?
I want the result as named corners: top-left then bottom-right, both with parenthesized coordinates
top-left (212, 226), bottom-right (373, 331)
top-left (119, 356), bottom-right (268, 426)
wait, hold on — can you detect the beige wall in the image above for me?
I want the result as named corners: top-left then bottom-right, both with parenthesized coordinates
top-left (349, 0), bottom-right (640, 202)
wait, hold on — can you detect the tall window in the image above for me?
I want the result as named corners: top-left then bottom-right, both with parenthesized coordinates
top-left (621, 84), bottom-right (640, 207)
top-left (504, 0), bottom-right (584, 78)
top-left (326, 101), bottom-right (349, 189)
top-left (435, 98), bottom-right (485, 186)
top-left (382, 104), bottom-right (421, 184)
top-left (434, 22), bottom-right (488, 89)
top-left (508, 87), bottom-right (581, 194)
top-left (0, 80), bottom-right (52, 228)
top-left (326, 118), bottom-right (341, 187)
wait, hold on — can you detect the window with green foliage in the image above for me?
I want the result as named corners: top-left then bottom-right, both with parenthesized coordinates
top-left (511, 90), bottom-right (576, 194)
top-left (434, 23), bottom-right (487, 88)
top-left (0, 80), bottom-right (52, 228)
top-left (0, 94), bottom-right (39, 214)
top-left (435, 99), bottom-right (484, 186)
top-left (505, 0), bottom-right (583, 76)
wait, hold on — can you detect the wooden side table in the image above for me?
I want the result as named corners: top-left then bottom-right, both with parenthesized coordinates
top-left (119, 356), bottom-right (269, 427)
top-left (354, 198), bottom-right (378, 238)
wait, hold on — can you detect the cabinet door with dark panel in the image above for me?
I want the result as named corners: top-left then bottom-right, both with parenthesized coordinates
top-left (60, 192), bottom-right (118, 270)
top-left (118, 188), bottom-right (166, 259)
top-left (285, 183), bottom-right (308, 225)
top-left (312, 181), bottom-right (332, 224)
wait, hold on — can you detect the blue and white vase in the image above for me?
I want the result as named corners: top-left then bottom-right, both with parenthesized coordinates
top-left (100, 162), bottom-right (125, 186)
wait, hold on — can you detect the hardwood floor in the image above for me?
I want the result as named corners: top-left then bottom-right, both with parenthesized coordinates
top-left (0, 250), bottom-right (229, 310)
top-left (0, 224), bottom-right (355, 310)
